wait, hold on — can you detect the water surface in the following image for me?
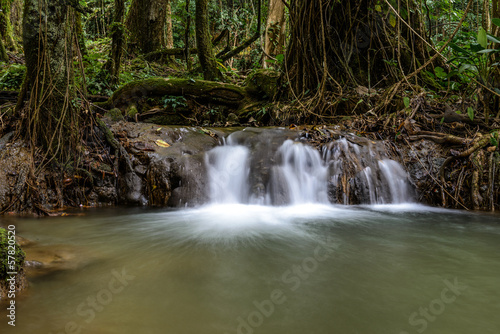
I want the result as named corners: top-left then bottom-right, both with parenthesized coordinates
top-left (1, 204), bottom-right (499, 334)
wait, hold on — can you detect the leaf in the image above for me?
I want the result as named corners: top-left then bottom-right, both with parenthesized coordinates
top-left (155, 139), bottom-right (171, 148)
top-left (375, 4), bottom-right (382, 12)
top-left (493, 18), bottom-right (500, 28)
top-left (487, 34), bottom-right (500, 44)
top-left (459, 64), bottom-right (475, 74)
top-left (440, 117), bottom-right (445, 124)
top-left (434, 67), bottom-right (447, 79)
top-left (478, 27), bottom-right (488, 49)
top-left (449, 43), bottom-right (470, 55)
top-left (403, 97), bottom-right (410, 109)
top-left (389, 14), bottom-right (396, 27)
top-left (476, 49), bottom-right (498, 54)
top-left (467, 107), bottom-right (474, 121)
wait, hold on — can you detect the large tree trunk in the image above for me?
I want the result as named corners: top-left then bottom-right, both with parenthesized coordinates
top-left (125, 0), bottom-right (169, 54)
top-left (195, 0), bottom-right (223, 81)
top-left (281, 0), bottom-right (432, 98)
top-left (0, 0), bottom-right (17, 51)
top-left (262, 0), bottom-right (286, 67)
top-left (165, 0), bottom-right (174, 49)
top-left (0, 32), bottom-right (7, 62)
top-left (103, 0), bottom-right (125, 86)
top-left (21, 0), bottom-right (79, 159)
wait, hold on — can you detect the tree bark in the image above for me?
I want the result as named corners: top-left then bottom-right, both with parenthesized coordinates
top-left (0, 32), bottom-right (7, 62)
top-left (125, 0), bottom-right (169, 54)
top-left (21, 0), bottom-right (79, 159)
top-left (166, 0), bottom-right (174, 49)
top-left (104, 0), bottom-right (125, 86)
top-left (195, 0), bottom-right (223, 81)
top-left (0, 0), bottom-right (17, 51)
top-left (263, 0), bottom-right (286, 67)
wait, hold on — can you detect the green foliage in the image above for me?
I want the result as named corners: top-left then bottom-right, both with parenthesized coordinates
top-left (0, 228), bottom-right (25, 282)
top-left (467, 106), bottom-right (474, 121)
top-left (490, 131), bottom-right (499, 147)
top-left (163, 95), bottom-right (187, 110)
top-left (0, 64), bottom-right (25, 90)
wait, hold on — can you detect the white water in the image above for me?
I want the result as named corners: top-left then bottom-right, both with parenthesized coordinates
top-left (205, 132), bottom-right (413, 205)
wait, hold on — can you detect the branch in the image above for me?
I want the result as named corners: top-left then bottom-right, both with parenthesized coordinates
top-left (218, 0), bottom-right (261, 62)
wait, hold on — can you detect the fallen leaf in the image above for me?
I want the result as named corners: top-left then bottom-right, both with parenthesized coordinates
top-left (155, 139), bottom-right (171, 148)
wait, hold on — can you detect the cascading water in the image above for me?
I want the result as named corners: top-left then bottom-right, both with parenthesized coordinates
top-left (205, 129), bottom-right (413, 206)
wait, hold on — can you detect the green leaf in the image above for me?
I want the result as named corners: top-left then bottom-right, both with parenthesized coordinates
top-left (434, 67), bottom-right (447, 79)
top-left (467, 107), bottom-right (474, 121)
top-left (492, 18), bottom-right (500, 28)
top-left (403, 97), bottom-right (410, 109)
top-left (478, 27), bottom-right (488, 48)
top-left (448, 43), bottom-right (471, 55)
top-left (440, 117), bottom-right (445, 124)
top-left (487, 34), bottom-right (500, 44)
top-left (476, 49), bottom-right (498, 54)
top-left (459, 64), bottom-right (475, 74)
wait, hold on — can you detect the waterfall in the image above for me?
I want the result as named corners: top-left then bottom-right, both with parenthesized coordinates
top-left (205, 130), bottom-right (413, 205)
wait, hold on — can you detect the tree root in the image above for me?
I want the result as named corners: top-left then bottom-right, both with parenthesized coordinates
top-left (409, 131), bottom-right (470, 145)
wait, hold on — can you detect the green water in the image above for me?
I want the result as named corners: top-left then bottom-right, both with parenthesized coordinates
top-left (0, 204), bottom-right (499, 334)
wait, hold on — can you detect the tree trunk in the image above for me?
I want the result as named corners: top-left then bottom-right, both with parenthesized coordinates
top-left (263, 0), bottom-right (285, 67)
top-left (281, 0), bottom-right (432, 98)
top-left (21, 0), bottom-right (79, 159)
top-left (0, 32), bottom-right (7, 62)
top-left (195, 0), bottom-right (223, 81)
top-left (75, 12), bottom-right (88, 56)
top-left (0, 0), bottom-right (17, 51)
top-left (104, 0), bottom-right (125, 86)
top-left (166, 0), bottom-right (174, 49)
top-left (125, 0), bottom-right (169, 54)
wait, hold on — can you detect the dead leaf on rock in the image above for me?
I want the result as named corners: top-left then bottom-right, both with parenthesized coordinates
top-left (155, 139), bottom-right (171, 148)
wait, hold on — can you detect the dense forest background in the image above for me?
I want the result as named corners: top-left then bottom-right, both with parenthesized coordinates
top-left (0, 0), bottom-right (499, 212)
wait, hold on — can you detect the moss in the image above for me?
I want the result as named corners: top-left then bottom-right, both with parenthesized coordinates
top-left (104, 107), bottom-right (124, 121)
top-left (0, 228), bottom-right (25, 282)
top-left (244, 69), bottom-right (279, 99)
top-left (127, 105), bottom-right (139, 118)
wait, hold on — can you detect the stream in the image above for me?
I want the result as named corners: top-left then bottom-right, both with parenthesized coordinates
top-left (1, 204), bottom-right (499, 334)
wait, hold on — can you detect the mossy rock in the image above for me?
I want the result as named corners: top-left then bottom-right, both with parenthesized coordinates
top-left (0, 228), bottom-right (25, 282)
top-left (104, 108), bottom-right (124, 121)
top-left (244, 69), bottom-right (280, 100)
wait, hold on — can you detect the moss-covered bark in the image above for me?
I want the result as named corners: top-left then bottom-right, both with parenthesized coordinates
top-left (21, 0), bottom-right (79, 159)
top-left (0, 34), bottom-right (7, 62)
top-left (105, 78), bottom-right (251, 110)
top-left (75, 12), bottom-right (87, 56)
top-left (103, 0), bottom-right (125, 86)
top-left (125, 0), bottom-right (169, 54)
top-left (0, 0), bottom-right (16, 51)
top-left (195, 0), bottom-right (223, 81)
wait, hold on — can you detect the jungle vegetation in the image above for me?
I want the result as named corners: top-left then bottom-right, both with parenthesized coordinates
top-left (0, 0), bottom-right (499, 212)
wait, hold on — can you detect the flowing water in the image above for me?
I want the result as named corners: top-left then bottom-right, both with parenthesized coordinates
top-left (1, 130), bottom-right (500, 334)
top-left (1, 206), bottom-right (499, 334)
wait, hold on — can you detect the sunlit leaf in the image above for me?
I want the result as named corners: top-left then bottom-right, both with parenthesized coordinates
top-left (389, 14), bottom-right (396, 27)
top-left (478, 28), bottom-right (488, 49)
top-left (467, 107), bottom-right (474, 121)
top-left (155, 139), bottom-right (171, 148)
top-left (403, 97), bottom-right (410, 109)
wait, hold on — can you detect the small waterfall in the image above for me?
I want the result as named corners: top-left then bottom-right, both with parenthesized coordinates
top-left (205, 129), bottom-right (413, 206)
top-left (270, 140), bottom-right (328, 205)
top-left (205, 145), bottom-right (250, 203)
